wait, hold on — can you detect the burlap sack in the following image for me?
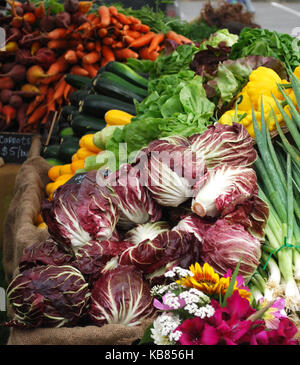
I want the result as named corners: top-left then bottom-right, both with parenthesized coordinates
top-left (2, 136), bottom-right (154, 345)
top-left (2, 135), bottom-right (50, 284)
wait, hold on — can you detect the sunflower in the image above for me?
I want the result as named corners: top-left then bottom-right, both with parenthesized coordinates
top-left (176, 262), bottom-right (251, 300)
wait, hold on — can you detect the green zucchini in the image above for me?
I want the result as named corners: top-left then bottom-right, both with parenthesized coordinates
top-left (93, 71), bottom-right (148, 99)
top-left (69, 90), bottom-right (89, 107)
top-left (105, 61), bottom-right (148, 89)
top-left (68, 110), bottom-right (81, 123)
top-left (92, 72), bottom-right (146, 103)
top-left (71, 114), bottom-right (106, 137)
top-left (58, 140), bottom-right (79, 163)
top-left (61, 105), bottom-right (77, 120)
top-left (46, 158), bottom-right (64, 166)
top-left (43, 144), bottom-right (60, 159)
top-left (65, 74), bottom-right (92, 90)
top-left (59, 127), bottom-right (75, 138)
top-left (79, 94), bottom-right (136, 118)
top-left (58, 121), bottom-right (71, 132)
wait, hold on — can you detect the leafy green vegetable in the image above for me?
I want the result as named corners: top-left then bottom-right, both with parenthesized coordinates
top-left (127, 44), bottom-right (200, 79)
top-left (198, 29), bottom-right (238, 50)
top-left (106, 72), bottom-right (214, 167)
top-left (229, 28), bottom-right (300, 70)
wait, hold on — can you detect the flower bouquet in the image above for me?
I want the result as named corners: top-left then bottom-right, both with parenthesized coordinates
top-left (140, 262), bottom-right (300, 345)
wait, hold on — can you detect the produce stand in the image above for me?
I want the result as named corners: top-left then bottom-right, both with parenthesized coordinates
top-left (2, 0), bottom-right (300, 348)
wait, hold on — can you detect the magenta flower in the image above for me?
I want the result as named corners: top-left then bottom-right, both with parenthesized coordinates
top-left (258, 297), bottom-right (286, 330)
top-left (174, 291), bottom-right (258, 345)
top-left (266, 318), bottom-right (299, 345)
top-left (173, 291), bottom-right (299, 345)
top-left (175, 317), bottom-right (219, 345)
top-left (224, 269), bottom-right (250, 294)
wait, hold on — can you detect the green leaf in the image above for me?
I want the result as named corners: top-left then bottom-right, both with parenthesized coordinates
top-left (221, 259), bottom-right (242, 307)
top-left (161, 95), bottom-right (183, 118)
top-left (216, 64), bottom-right (239, 104)
top-left (138, 323), bottom-right (154, 345)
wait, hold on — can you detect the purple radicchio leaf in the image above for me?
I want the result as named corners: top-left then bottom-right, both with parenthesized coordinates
top-left (173, 214), bottom-right (214, 243)
top-left (41, 171), bottom-right (119, 253)
top-left (6, 265), bottom-right (90, 328)
top-left (19, 238), bottom-right (74, 272)
top-left (200, 219), bottom-right (262, 283)
top-left (119, 228), bottom-right (202, 285)
top-left (89, 265), bottom-right (155, 327)
top-left (105, 163), bottom-right (162, 230)
top-left (135, 140), bottom-right (206, 208)
top-left (188, 122), bottom-right (257, 169)
top-left (72, 239), bottom-right (134, 285)
top-left (124, 221), bottom-right (170, 246)
top-left (191, 164), bottom-right (258, 218)
top-left (222, 193), bottom-right (269, 241)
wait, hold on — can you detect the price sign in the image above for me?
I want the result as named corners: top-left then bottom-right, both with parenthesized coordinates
top-left (0, 133), bottom-right (34, 163)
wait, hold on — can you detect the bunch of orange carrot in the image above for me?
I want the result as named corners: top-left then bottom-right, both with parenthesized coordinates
top-left (44, 4), bottom-right (193, 67)
top-left (0, 0), bottom-right (192, 134)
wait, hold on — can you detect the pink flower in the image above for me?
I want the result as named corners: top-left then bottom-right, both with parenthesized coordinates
top-left (174, 291), bottom-right (259, 345)
top-left (173, 291), bottom-right (299, 345)
top-left (175, 317), bottom-right (219, 345)
top-left (258, 297), bottom-right (286, 330)
top-left (266, 318), bottom-right (299, 345)
top-left (224, 269), bottom-right (251, 295)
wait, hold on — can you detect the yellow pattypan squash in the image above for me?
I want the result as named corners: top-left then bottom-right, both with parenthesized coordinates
top-left (246, 67), bottom-right (283, 108)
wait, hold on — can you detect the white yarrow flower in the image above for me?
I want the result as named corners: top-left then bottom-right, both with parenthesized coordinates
top-left (164, 293), bottom-right (182, 309)
top-left (169, 330), bottom-right (182, 342)
top-left (150, 313), bottom-right (181, 345)
top-left (164, 266), bottom-right (194, 278)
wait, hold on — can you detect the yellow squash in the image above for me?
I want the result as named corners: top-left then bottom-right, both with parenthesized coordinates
top-left (104, 109), bottom-right (133, 126)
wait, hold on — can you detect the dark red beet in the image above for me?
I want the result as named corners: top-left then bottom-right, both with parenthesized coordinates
top-left (1, 62), bottom-right (16, 73)
top-left (39, 9), bottom-right (56, 32)
top-left (64, 0), bottom-right (79, 14)
top-left (9, 94), bottom-right (23, 109)
top-left (71, 12), bottom-right (88, 26)
top-left (6, 27), bottom-right (22, 42)
top-left (22, 0), bottom-right (35, 13)
top-left (55, 12), bottom-right (71, 28)
top-left (0, 64), bottom-right (26, 83)
top-left (15, 6), bottom-right (24, 16)
top-left (0, 89), bottom-right (13, 104)
top-left (22, 20), bottom-right (33, 34)
top-left (15, 49), bottom-right (33, 66)
top-left (33, 48), bottom-right (56, 70)
top-left (18, 34), bottom-right (46, 47)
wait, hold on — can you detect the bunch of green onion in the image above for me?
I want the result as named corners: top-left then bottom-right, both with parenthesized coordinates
top-left (249, 70), bottom-right (300, 317)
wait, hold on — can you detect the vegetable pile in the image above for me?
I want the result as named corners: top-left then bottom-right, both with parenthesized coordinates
top-left (6, 120), bottom-right (271, 330)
